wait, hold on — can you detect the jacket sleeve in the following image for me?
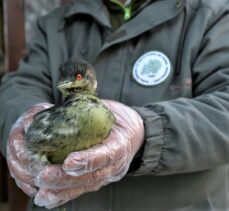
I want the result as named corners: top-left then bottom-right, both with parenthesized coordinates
top-left (133, 9), bottom-right (229, 176)
top-left (0, 18), bottom-right (53, 157)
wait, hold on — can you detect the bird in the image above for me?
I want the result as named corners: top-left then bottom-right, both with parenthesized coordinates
top-left (26, 58), bottom-right (116, 165)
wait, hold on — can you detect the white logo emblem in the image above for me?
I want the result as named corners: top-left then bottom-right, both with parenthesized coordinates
top-left (132, 51), bottom-right (171, 86)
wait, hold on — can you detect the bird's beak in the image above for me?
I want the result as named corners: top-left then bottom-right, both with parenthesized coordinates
top-left (57, 81), bottom-right (74, 91)
top-left (57, 80), bottom-right (89, 92)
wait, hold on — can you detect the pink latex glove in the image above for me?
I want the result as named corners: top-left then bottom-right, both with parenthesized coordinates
top-left (6, 103), bottom-right (53, 197)
top-left (34, 100), bottom-right (144, 209)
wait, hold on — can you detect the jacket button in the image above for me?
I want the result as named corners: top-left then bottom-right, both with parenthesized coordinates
top-left (176, 0), bottom-right (182, 8)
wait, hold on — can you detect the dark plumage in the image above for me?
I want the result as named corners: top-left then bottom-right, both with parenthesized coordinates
top-left (26, 58), bottom-right (115, 164)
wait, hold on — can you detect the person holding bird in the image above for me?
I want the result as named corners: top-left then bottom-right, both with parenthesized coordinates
top-left (1, 0), bottom-right (229, 210)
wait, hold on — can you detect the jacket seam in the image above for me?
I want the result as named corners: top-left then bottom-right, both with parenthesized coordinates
top-left (152, 114), bottom-right (167, 173)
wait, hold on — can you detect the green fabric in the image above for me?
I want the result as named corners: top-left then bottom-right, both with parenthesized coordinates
top-left (105, 0), bottom-right (148, 29)
top-left (110, 0), bottom-right (132, 20)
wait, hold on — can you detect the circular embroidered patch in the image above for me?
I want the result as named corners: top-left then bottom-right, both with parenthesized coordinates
top-left (132, 51), bottom-right (171, 86)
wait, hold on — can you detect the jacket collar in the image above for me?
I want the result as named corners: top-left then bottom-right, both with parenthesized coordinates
top-left (64, 0), bottom-right (111, 28)
top-left (64, 0), bottom-right (154, 28)
top-left (62, 0), bottom-right (186, 39)
top-left (98, 0), bottom-right (186, 53)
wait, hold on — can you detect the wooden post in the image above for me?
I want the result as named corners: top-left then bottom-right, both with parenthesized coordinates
top-left (3, 0), bottom-right (28, 210)
top-left (3, 0), bottom-right (25, 72)
top-left (0, 0), bottom-right (4, 78)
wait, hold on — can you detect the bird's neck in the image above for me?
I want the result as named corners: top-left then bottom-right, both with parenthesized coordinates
top-left (73, 90), bottom-right (96, 96)
top-left (64, 91), bottom-right (97, 102)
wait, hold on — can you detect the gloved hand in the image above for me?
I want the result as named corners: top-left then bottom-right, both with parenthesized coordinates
top-left (34, 100), bottom-right (144, 209)
top-left (7, 103), bottom-right (53, 197)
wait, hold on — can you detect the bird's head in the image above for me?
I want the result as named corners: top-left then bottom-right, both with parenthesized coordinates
top-left (57, 58), bottom-right (97, 96)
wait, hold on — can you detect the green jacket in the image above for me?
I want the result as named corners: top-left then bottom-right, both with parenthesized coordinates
top-left (1, 0), bottom-right (229, 210)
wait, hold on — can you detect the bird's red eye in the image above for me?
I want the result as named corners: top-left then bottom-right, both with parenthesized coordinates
top-left (76, 74), bottom-right (82, 80)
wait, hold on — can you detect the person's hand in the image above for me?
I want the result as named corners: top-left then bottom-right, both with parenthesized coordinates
top-left (34, 100), bottom-right (144, 209)
top-left (7, 103), bottom-right (53, 197)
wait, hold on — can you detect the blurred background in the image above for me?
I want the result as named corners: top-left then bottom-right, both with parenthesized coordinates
top-left (0, 0), bottom-right (3, 79)
top-left (0, 0), bottom-right (62, 80)
top-left (0, 0), bottom-right (69, 210)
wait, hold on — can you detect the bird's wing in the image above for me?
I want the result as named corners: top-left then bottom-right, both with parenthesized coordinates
top-left (26, 106), bottom-right (79, 152)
